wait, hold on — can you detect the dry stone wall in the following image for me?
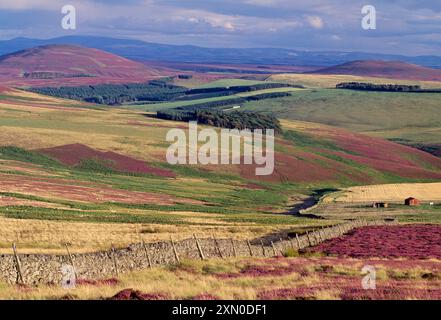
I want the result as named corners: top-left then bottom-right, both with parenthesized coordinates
top-left (0, 219), bottom-right (393, 286)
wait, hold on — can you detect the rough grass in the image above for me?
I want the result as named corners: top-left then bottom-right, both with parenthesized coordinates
top-left (0, 216), bottom-right (285, 254)
top-left (1, 256), bottom-right (440, 300)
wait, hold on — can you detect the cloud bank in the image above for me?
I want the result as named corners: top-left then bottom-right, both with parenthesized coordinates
top-left (0, 0), bottom-right (440, 55)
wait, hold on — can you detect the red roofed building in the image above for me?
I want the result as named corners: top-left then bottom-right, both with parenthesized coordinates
top-left (405, 197), bottom-right (420, 206)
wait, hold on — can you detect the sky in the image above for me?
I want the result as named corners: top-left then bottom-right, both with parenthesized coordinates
top-left (0, 0), bottom-right (440, 55)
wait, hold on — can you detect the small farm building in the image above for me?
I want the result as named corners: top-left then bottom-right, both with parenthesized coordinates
top-left (405, 197), bottom-right (420, 206)
top-left (373, 202), bottom-right (388, 208)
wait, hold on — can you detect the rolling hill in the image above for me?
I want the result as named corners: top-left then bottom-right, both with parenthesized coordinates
top-left (1, 87), bottom-right (441, 255)
top-left (310, 60), bottom-right (441, 81)
top-left (0, 44), bottom-right (166, 87)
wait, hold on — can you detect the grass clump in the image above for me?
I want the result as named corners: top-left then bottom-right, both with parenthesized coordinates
top-left (282, 248), bottom-right (300, 257)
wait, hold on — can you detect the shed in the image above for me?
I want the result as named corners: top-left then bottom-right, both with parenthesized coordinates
top-left (405, 197), bottom-right (420, 206)
top-left (373, 202), bottom-right (389, 208)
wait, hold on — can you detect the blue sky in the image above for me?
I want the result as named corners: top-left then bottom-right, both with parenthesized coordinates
top-left (0, 0), bottom-right (440, 55)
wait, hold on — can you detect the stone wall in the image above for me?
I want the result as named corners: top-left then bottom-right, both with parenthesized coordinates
top-left (0, 219), bottom-right (392, 286)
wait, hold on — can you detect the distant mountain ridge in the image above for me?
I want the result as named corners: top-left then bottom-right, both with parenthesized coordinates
top-left (311, 60), bottom-right (441, 81)
top-left (1, 36), bottom-right (441, 68)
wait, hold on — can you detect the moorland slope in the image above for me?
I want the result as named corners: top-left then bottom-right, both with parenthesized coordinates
top-left (0, 45), bottom-right (165, 86)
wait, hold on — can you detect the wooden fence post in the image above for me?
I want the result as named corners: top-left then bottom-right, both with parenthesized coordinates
top-left (279, 238), bottom-right (285, 255)
top-left (213, 235), bottom-right (224, 259)
top-left (260, 240), bottom-right (266, 256)
top-left (230, 238), bottom-right (237, 258)
top-left (12, 243), bottom-right (24, 285)
top-left (322, 227), bottom-right (327, 239)
top-left (64, 243), bottom-right (77, 279)
top-left (194, 234), bottom-right (205, 260)
top-left (271, 241), bottom-right (277, 256)
top-left (306, 231), bottom-right (312, 247)
top-left (317, 230), bottom-right (323, 243)
top-left (170, 236), bottom-right (180, 263)
top-left (247, 240), bottom-right (253, 257)
top-left (142, 240), bottom-right (152, 268)
top-left (313, 231), bottom-right (320, 245)
top-left (295, 234), bottom-right (301, 249)
top-left (111, 246), bottom-right (119, 277)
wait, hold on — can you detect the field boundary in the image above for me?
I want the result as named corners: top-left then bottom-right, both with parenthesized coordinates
top-left (0, 219), bottom-right (395, 286)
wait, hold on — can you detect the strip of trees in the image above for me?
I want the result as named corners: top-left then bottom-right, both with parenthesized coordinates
top-left (186, 82), bottom-right (300, 95)
top-left (28, 81), bottom-right (297, 106)
top-left (29, 82), bottom-right (187, 105)
top-left (336, 82), bottom-right (441, 93)
top-left (157, 110), bottom-right (282, 134)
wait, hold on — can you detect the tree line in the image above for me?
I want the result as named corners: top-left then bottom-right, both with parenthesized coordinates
top-left (157, 110), bottom-right (282, 134)
top-left (336, 82), bottom-right (422, 92)
top-left (28, 81), bottom-right (296, 105)
top-left (186, 82), bottom-right (300, 95)
top-left (29, 82), bottom-right (187, 105)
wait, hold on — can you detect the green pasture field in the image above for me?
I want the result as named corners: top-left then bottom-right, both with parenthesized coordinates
top-left (239, 88), bottom-right (441, 145)
top-left (194, 78), bottom-right (268, 88)
top-left (124, 87), bottom-right (302, 112)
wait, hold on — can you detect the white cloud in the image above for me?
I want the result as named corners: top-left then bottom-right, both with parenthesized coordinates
top-left (306, 15), bottom-right (324, 29)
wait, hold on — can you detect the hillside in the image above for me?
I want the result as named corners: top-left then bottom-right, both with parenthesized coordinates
top-left (0, 44), bottom-right (166, 86)
top-left (252, 74), bottom-right (441, 152)
top-left (310, 60), bottom-right (441, 81)
top-left (0, 88), bottom-right (441, 254)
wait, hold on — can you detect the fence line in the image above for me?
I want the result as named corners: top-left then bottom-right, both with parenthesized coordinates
top-left (0, 219), bottom-right (395, 285)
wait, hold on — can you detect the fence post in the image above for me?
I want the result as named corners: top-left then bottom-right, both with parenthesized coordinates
top-left (306, 231), bottom-right (312, 247)
top-left (64, 243), bottom-right (77, 279)
top-left (279, 238), bottom-right (285, 255)
top-left (142, 240), bottom-right (152, 268)
top-left (111, 246), bottom-right (119, 277)
top-left (194, 234), bottom-right (205, 260)
top-left (12, 243), bottom-right (24, 285)
top-left (213, 235), bottom-right (224, 259)
top-left (313, 231), bottom-right (320, 245)
top-left (322, 228), bottom-right (326, 240)
top-left (295, 234), bottom-right (301, 249)
top-left (317, 230), bottom-right (323, 243)
top-left (170, 236), bottom-right (180, 263)
top-left (260, 240), bottom-right (266, 256)
top-left (271, 241), bottom-right (277, 256)
top-left (230, 238), bottom-right (237, 258)
top-left (247, 240), bottom-right (253, 257)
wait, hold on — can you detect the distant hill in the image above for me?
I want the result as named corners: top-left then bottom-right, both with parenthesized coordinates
top-left (0, 44), bottom-right (165, 86)
top-left (1, 36), bottom-right (441, 68)
top-left (310, 60), bottom-right (441, 81)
